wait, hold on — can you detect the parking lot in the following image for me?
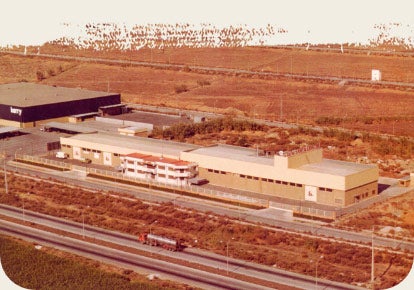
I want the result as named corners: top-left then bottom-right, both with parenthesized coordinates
top-left (1, 127), bottom-right (69, 160)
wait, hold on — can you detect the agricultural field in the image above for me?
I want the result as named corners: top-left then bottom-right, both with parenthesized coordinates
top-left (0, 172), bottom-right (412, 289)
top-left (1, 45), bottom-right (414, 137)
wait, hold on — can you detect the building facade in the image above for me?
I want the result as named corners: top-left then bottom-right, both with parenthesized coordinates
top-left (122, 153), bottom-right (197, 186)
top-left (181, 145), bottom-right (378, 207)
top-left (60, 134), bottom-right (379, 208)
top-left (0, 83), bottom-right (120, 128)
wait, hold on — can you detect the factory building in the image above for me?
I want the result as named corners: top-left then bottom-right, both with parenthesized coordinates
top-left (181, 145), bottom-right (378, 207)
top-left (60, 133), bottom-right (379, 208)
top-left (0, 82), bottom-right (120, 128)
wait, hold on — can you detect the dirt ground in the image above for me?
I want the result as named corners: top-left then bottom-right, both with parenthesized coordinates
top-left (1, 47), bottom-right (413, 136)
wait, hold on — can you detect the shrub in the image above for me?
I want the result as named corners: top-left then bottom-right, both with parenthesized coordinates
top-left (174, 84), bottom-right (188, 94)
top-left (36, 70), bottom-right (45, 81)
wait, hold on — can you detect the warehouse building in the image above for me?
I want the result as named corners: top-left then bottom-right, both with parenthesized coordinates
top-left (0, 82), bottom-right (120, 128)
top-left (60, 133), bottom-right (378, 208)
top-left (181, 145), bottom-right (378, 207)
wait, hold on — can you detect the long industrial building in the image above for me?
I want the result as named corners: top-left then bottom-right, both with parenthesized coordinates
top-left (60, 133), bottom-right (379, 208)
top-left (0, 82), bottom-right (120, 128)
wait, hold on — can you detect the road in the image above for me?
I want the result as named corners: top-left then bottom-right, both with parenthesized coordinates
top-left (6, 161), bottom-right (414, 253)
top-left (0, 205), bottom-right (366, 290)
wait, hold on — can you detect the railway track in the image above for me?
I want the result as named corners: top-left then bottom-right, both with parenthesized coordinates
top-left (0, 204), bottom-right (367, 290)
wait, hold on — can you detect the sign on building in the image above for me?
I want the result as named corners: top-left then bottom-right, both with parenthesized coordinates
top-left (305, 185), bottom-right (317, 202)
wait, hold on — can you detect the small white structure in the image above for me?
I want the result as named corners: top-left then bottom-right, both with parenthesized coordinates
top-left (371, 69), bottom-right (382, 81)
top-left (118, 126), bottom-right (148, 137)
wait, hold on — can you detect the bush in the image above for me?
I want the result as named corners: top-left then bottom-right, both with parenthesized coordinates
top-left (36, 70), bottom-right (45, 81)
top-left (174, 84), bottom-right (188, 93)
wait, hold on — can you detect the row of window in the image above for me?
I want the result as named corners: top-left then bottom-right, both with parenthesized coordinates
top-left (78, 147), bottom-right (120, 157)
top-left (318, 187), bottom-right (333, 192)
top-left (206, 168), bottom-right (306, 188)
top-left (207, 169), bottom-right (227, 174)
top-left (127, 168), bottom-right (184, 180)
top-left (61, 144), bottom-right (71, 149)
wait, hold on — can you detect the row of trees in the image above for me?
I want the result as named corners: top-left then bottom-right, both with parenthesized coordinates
top-left (152, 117), bottom-right (264, 141)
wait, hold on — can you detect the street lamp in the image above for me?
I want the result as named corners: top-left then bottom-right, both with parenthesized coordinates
top-left (315, 255), bottom-right (324, 289)
top-left (15, 147), bottom-right (22, 160)
top-left (82, 206), bottom-right (90, 239)
top-left (149, 220), bottom-right (158, 254)
top-left (2, 151), bottom-right (8, 194)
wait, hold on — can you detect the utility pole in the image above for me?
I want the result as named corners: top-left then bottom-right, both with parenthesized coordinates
top-left (371, 227), bottom-right (375, 289)
top-left (3, 151), bottom-right (8, 194)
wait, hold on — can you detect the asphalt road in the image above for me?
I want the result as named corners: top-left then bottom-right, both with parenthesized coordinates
top-left (0, 205), bottom-right (365, 290)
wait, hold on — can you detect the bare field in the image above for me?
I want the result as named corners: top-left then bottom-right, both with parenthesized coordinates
top-left (37, 45), bottom-right (414, 83)
top-left (1, 49), bottom-right (413, 136)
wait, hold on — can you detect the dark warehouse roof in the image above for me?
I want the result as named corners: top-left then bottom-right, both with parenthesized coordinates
top-left (0, 82), bottom-right (118, 107)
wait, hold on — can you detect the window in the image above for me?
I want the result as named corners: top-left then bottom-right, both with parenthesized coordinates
top-left (253, 177), bottom-right (259, 180)
top-left (213, 170), bottom-right (219, 173)
top-left (327, 188), bottom-right (333, 192)
top-left (296, 183), bottom-right (303, 187)
top-left (158, 165), bottom-right (165, 170)
top-left (158, 174), bottom-right (166, 178)
top-left (127, 168), bottom-right (134, 172)
top-left (247, 176), bottom-right (252, 180)
top-left (282, 181), bottom-right (288, 185)
top-left (240, 174), bottom-right (246, 178)
top-left (268, 179), bottom-right (274, 183)
top-left (220, 171), bottom-right (226, 174)
top-left (372, 190), bottom-right (376, 195)
top-left (289, 182), bottom-right (295, 186)
top-left (208, 169), bottom-right (213, 172)
top-left (262, 178), bottom-right (268, 182)
top-left (114, 153), bottom-right (120, 157)
top-left (276, 180), bottom-right (281, 184)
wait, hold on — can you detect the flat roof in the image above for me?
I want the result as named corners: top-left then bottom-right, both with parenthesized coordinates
top-left (187, 144), bottom-right (274, 166)
top-left (64, 133), bottom-right (201, 158)
top-left (44, 122), bottom-right (98, 134)
top-left (0, 126), bottom-right (20, 134)
top-left (299, 159), bottom-right (376, 176)
top-left (0, 83), bottom-right (118, 107)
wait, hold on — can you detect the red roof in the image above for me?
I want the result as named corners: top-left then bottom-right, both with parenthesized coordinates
top-left (124, 153), bottom-right (152, 159)
top-left (124, 153), bottom-right (190, 166)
